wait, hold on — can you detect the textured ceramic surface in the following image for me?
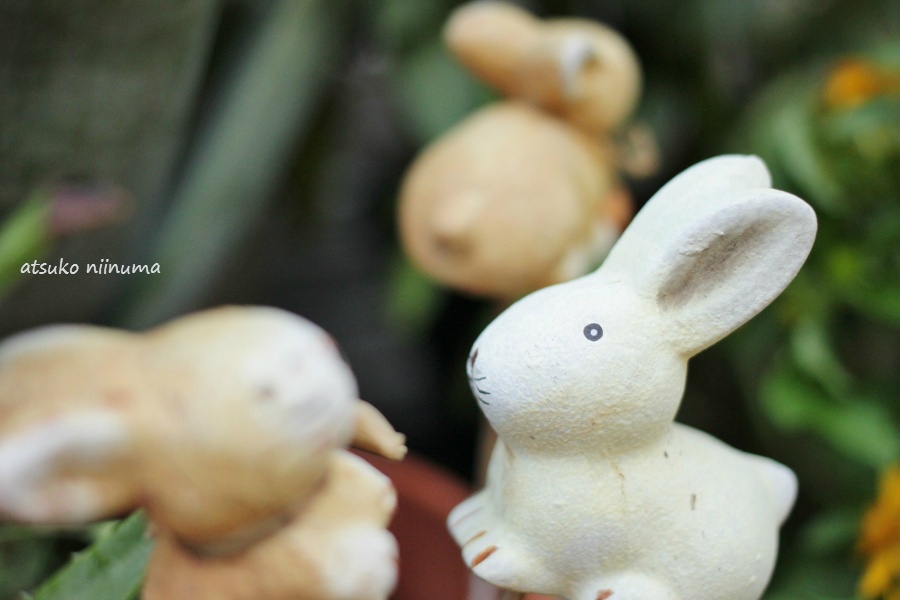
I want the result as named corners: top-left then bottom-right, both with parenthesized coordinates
top-left (448, 155), bottom-right (817, 600)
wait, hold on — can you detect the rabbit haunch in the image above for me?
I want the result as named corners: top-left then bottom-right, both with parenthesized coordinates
top-left (449, 155), bottom-right (815, 600)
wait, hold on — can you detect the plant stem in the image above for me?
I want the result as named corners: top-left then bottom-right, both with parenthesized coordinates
top-left (120, 0), bottom-right (348, 329)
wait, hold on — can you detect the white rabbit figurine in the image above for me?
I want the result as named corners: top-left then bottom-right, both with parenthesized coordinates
top-left (448, 155), bottom-right (816, 600)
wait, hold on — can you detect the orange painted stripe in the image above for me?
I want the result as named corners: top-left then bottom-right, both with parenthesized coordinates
top-left (470, 545), bottom-right (498, 567)
top-left (464, 530), bottom-right (487, 546)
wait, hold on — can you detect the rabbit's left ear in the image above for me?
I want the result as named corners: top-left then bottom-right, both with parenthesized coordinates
top-left (0, 410), bottom-right (138, 523)
top-left (648, 190), bottom-right (816, 357)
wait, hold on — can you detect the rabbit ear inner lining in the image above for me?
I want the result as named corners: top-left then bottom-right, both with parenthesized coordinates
top-left (648, 193), bottom-right (815, 356)
top-left (657, 219), bottom-right (767, 311)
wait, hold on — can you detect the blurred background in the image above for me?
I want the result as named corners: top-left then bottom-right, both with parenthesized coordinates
top-left (0, 0), bottom-right (897, 598)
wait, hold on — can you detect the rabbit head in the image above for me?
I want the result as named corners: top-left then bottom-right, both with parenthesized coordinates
top-left (468, 155), bottom-right (816, 454)
top-left (136, 307), bottom-right (363, 547)
top-left (143, 306), bottom-right (360, 460)
top-left (445, 1), bottom-right (642, 135)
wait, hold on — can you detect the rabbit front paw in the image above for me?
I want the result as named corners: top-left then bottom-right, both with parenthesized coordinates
top-left (448, 493), bottom-right (543, 591)
top-left (447, 492), bottom-right (490, 546)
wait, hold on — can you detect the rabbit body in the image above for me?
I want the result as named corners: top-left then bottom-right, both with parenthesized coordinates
top-left (451, 427), bottom-right (794, 600)
top-left (448, 155), bottom-right (815, 599)
top-left (145, 451), bottom-right (399, 600)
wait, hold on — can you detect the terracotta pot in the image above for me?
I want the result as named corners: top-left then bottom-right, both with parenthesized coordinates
top-left (361, 452), bottom-right (554, 600)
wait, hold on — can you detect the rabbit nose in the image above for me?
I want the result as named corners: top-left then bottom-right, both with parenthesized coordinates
top-left (469, 348), bottom-right (479, 370)
top-left (429, 191), bottom-right (486, 253)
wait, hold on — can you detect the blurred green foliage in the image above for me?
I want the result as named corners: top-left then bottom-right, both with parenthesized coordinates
top-left (0, 194), bottom-right (53, 299)
top-left (730, 42), bottom-right (899, 599)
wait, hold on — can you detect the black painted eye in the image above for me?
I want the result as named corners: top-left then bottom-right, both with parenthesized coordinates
top-left (583, 323), bottom-right (603, 341)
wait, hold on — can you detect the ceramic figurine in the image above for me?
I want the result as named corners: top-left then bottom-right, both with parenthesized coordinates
top-left (399, 1), bottom-right (656, 301)
top-left (448, 155), bottom-right (816, 600)
top-left (0, 306), bottom-right (405, 600)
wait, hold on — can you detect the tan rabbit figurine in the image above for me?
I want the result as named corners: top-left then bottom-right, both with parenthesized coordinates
top-left (399, 1), bottom-right (655, 301)
top-left (399, 101), bottom-right (631, 300)
top-left (0, 306), bottom-right (405, 600)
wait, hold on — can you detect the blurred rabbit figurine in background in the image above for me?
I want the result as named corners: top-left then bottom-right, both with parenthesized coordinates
top-left (448, 155), bottom-right (816, 600)
top-left (0, 306), bottom-right (405, 600)
top-left (399, 1), bottom-right (656, 300)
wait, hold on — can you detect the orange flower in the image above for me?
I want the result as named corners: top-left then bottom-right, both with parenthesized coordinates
top-left (859, 466), bottom-right (900, 599)
top-left (822, 58), bottom-right (900, 111)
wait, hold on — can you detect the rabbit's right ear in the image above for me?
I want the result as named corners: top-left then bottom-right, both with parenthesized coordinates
top-left (600, 155), bottom-right (816, 356)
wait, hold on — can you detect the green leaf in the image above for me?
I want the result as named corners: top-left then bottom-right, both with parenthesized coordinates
top-left (0, 192), bottom-right (52, 299)
top-left (817, 98), bottom-right (900, 200)
top-left (33, 512), bottom-right (153, 600)
top-left (121, 0), bottom-right (350, 328)
top-left (823, 244), bottom-right (900, 326)
top-left (761, 362), bottom-right (900, 468)
top-left (373, 0), bottom-right (447, 54)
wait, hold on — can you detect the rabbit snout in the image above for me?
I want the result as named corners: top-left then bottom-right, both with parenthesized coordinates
top-left (466, 348), bottom-right (491, 405)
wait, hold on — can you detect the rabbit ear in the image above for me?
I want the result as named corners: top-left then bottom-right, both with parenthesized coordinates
top-left (600, 155), bottom-right (772, 278)
top-left (600, 155), bottom-right (817, 356)
top-left (0, 411), bottom-right (137, 523)
top-left (641, 154), bottom-right (772, 209)
top-left (649, 190), bottom-right (816, 355)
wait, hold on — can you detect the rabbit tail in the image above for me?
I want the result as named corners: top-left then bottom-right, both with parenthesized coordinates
top-left (752, 456), bottom-right (798, 525)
